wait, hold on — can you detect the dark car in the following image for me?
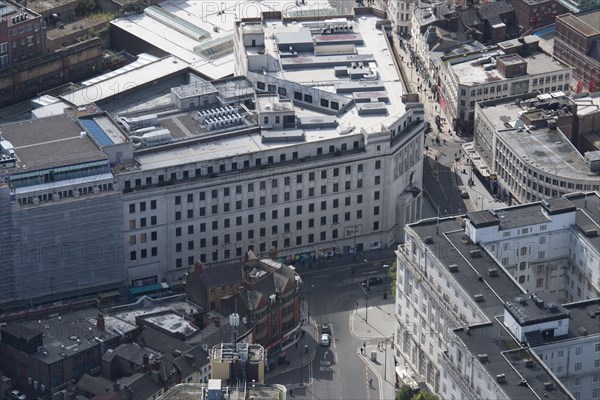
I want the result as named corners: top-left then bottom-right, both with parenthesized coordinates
top-left (361, 277), bottom-right (383, 287)
top-left (321, 323), bottom-right (332, 335)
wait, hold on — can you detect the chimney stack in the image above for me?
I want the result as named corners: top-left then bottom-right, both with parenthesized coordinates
top-left (143, 353), bottom-right (149, 366)
top-left (96, 314), bottom-right (105, 331)
top-left (153, 359), bottom-right (160, 371)
top-left (194, 260), bottom-right (204, 274)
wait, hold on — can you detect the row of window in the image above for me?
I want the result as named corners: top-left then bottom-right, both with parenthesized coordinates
top-left (17, 183), bottom-right (113, 206)
top-left (123, 151), bottom-right (366, 190)
top-left (255, 81), bottom-right (341, 110)
top-left (171, 186), bottom-right (379, 220)
top-left (167, 225), bottom-right (377, 267)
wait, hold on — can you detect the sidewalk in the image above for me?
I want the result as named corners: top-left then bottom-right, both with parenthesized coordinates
top-left (265, 318), bottom-right (318, 383)
top-left (291, 247), bottom-right (397, 276)
top-left (350, 296), bottom-right (397, 400)
top-left (391, 36), bottom-right (466, 146)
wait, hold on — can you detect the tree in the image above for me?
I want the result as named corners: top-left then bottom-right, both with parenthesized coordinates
top-left (388, 261), bottom-right (397, 297)
top-left (397, 384), bottom-right (413, 400)
top-left (414, 392), bottom-right (439, 400)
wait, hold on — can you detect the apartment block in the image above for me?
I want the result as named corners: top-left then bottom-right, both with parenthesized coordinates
top-left (394, 193), bottom-right (600, 399)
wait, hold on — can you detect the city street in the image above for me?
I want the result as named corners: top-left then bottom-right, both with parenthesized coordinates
top-left (266, 261), bottom-right (395, 399)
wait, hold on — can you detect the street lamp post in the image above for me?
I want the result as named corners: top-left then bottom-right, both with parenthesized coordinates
top-left (365, 291), bottom-right (369, 324)
top-left (383, 264), bottom-right (389, 300)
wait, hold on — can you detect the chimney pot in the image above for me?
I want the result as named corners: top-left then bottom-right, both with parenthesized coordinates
top-left (96, 314), bottom-right (105, 331)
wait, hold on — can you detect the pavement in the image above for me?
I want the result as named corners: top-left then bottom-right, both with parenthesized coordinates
top-left (291, 247), bottom-right (397, 276)
top-left (350, 294), bottom-right (397, 400)
top-left (265, 320), bottom-right (318, 387)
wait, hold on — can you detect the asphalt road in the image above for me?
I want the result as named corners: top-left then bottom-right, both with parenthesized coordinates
top-left (267, 262), bottom-right (392, 399)
top-left (423, 137), bottom-right (471, 216)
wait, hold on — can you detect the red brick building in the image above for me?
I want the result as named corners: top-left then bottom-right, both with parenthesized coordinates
top-left (0, 0), bottom-right (46, 69)
top-left (510, 0), bottom-right (567, 33)
top-left (553, 12), bottom-right (600, 92)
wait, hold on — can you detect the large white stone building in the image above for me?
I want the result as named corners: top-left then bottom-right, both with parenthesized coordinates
top-left (394, 193), bottom-right (600, 400)
top-left (0, 10), bottom-right (425, 306)
top-left (469, 93), bottom-right (600, 204)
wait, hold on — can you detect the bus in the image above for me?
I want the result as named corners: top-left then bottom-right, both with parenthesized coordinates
top-left (128, 282), bottom-right (172, 301)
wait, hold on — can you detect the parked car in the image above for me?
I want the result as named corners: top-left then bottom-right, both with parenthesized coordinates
top-left (361, 277), bottom-right (383, 287)
top-left (7, 390), bottom-right (26, 400)
top-left (459, 186), bottom-right (469, 199)
top-left (320, 333), bottom-right (331, 347)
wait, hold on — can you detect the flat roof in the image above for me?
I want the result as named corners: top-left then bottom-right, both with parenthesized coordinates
top-left (504, 292), bottom-right (569, 325)
top-left (140, 312), bottom-right (198, 336)
top-left (261, 16), bottom-right (406, 134)
top-left (125, 14), bottom-right (411, 170)
top-left (110, 0), bottom-right (335, 79)
top-left (0, 114), bottom-right (107, 172)
top-left (557, 12), bottom-right (600, 37)
top-left (452, 52), bottom-right (567, 85)
top-left (60, 56), bottom-right (189, 107)
top-left (495, 204), bottom-right (551, 229)
top-left (0, 308), bottom-right (134, 365)
top-left (479, 102), bottom-right (592, 179)
top-left (109, 298), bottom-right (203, 326)
top-left (407, 218), bottom-right (571, 400)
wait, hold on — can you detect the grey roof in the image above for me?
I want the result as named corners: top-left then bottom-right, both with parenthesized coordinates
top-left (199, 263), bottom-right (242, 287)
top-left (1, 114), bottom-right (107, 172)
top-left (408, 217), bottom-right (571, 400)
top-left (1, 308), bottom-right (118, 365)
top-left (174, 344), bottom-right (210, 378)
top-left (467, 210), bottom-right (499, 228)
top-left (122, 373), bottom-right (163, 400)
top-left (495, 204), bottom-right (551, 229)
top-left (103, 343), bottom-right (146, 364)
top-left (76, 374), bottom-right (113, 396)
top-left (137, 327), bottom-right (192, 356)
top-left (504, 292), bottom-right (569, 326)
top-left (542, 197), bottom-right (577, 215)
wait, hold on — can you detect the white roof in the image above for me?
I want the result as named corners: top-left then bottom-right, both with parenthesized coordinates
top-left (61, 56), bottom-right (188, 107)
top-left (110, 0), bottom-right (336, 79)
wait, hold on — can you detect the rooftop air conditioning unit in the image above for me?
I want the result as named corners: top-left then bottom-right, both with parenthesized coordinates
top-left (579, 326), bottom-right (588, 336)
top-left (470, 249), bottom-right (481, 258)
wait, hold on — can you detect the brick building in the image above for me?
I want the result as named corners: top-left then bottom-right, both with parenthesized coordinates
top-left (220, 258), bottom-right (303, 353)
top-left (0, 0), bottom-right (45, 69)
top-left (553, 12), bottom-right (600, 92)
top-left (510, 0), bottom-right (567, 32)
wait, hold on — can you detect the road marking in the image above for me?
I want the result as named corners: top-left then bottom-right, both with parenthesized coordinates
top-left (324, 351), bottom-right (328, 359)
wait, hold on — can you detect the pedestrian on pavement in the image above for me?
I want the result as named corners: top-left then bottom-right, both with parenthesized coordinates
top-left (363, 341), bottom-right (366, 349)
top-left (369, 378), bottom-right (373, 388)
top-left (290, 389), bottom-right (293, 396)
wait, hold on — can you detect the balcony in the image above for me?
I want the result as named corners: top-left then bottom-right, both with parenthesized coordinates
top-left (439, 351), bottom-right (479, 400)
